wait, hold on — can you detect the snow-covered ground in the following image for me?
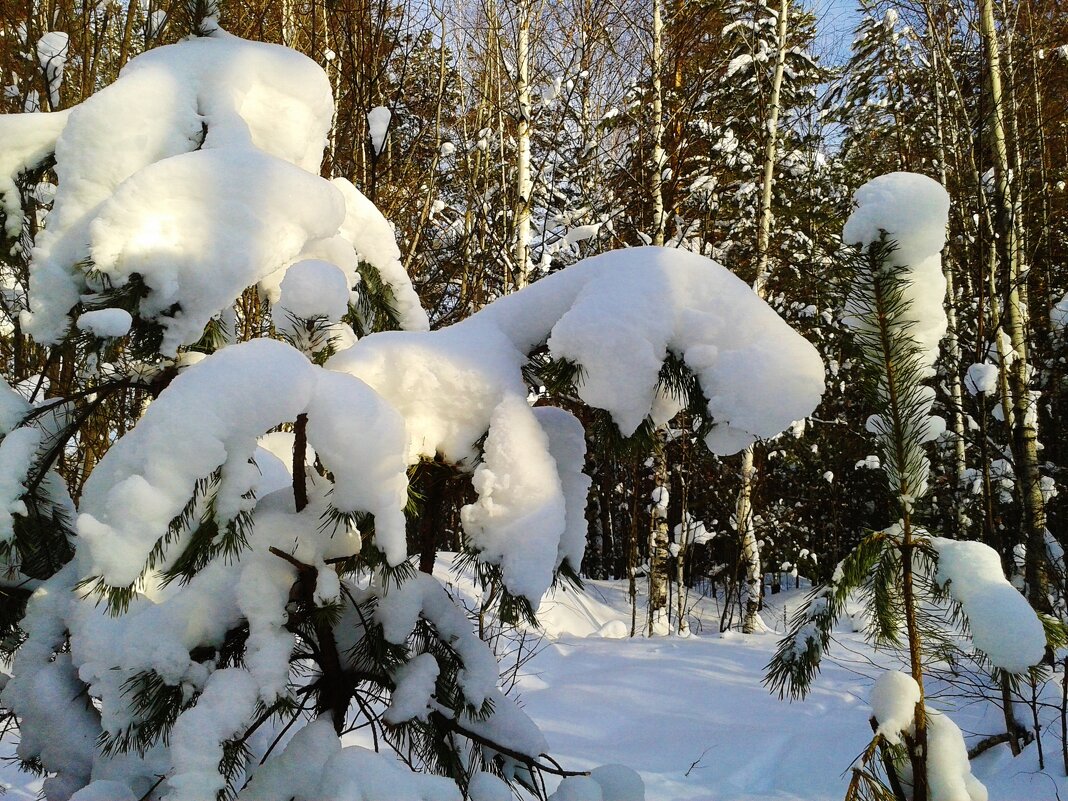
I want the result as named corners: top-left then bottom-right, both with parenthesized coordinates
top-left (512, 579), bottom-right (1065, 801)
top-left (2, 570), bottom-right (1062, 800)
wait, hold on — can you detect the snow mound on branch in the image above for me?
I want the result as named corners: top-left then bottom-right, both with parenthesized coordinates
top-left (333, 246), bottom-right (821, 602)
top-left (334, 245), bottom-right (823, 463)
top-left (965, 362), bottom-right (998, 395)
top-left (275, 259), bottom-right (350, 323)
top-left (21, 31), bottom-right (428, 349)
top-left (842, 171), bottom-right (950, 372)
top-left (22, 32), bottom-right (334, 345)
top-left (870, 670), bottom-right (987, 801)
top-left (77, 308), bottom-right (133, 338)
top-left (332, 176), bottom-right (429, 332)
top-left (0, 110), bottom-right (70, 239)
top-left (367, 106), bottom-right (391, 155)
top-left (77, 338), bottom-right (408, 587)
top-left (870, 670), bottom-right (919, 745)
top-left (535, 406), bottom-right (592, 573)
top-left (926, 708), bottom-right (988, 801)
top-left (460, 396), bottom-right (569, 601)
top-left (87, 149), bottom-right (345, 355)
top-left (930, 537), bottom-right (1045, 673)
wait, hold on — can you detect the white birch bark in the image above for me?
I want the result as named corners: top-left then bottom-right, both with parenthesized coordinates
top-left (513, 0), bottom-right (533, 289)
top-left (739, 0), bottom-right (789, 634)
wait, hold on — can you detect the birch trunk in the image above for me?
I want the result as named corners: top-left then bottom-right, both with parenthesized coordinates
top-left (513, 0), bottom-right (533, 290)
top-left (928, 18), bottom-right (967, 535)
top-left (738, 0), bottom-right (788, 634)
top-left (978, 0), bottom-right (1051, 614)
top-left (650, 0), bottom-right (665, 246)
top-left (737, 447), bottom-right (762, 633)
top-left (648, 432), bottom-right (670, 636)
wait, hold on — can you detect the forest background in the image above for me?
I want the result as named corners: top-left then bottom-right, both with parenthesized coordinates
top-left (1, 0), bottom-right (1067, 697)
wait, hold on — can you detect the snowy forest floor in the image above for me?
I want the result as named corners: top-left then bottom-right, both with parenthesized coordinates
top-left (510, 578), bottom-right (1065, 800)
top-left (1, 564), bottom-right (1063, 801)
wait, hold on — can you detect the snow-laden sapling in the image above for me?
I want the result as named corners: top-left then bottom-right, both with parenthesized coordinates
top-left (0, 22), bottom-right (826, 801)
top-left (764, 172), bottom-right (1052, 801)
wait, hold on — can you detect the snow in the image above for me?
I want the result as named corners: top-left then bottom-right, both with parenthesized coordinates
top-left (75, 308), bottom-right (132, 338)
top-left (332, 176), bottom-right (429, 331)
top-left (534, 407), bottom-right (591, 573)
top-left (331, 246), bottom-right (824, 465)
top-left (384, 652), bottom-right (440, 724)
top-left (69, 781), bottom-right (135, 801)
top-left (461, 396), bottom-right (568, 601)
top-left (965, 362), bottom-right (998, 395)
top-left (468, 772), bottom-right (512, 801)
top-left (2, 569), bottom-right (1065, 801)
top-left (930, 537), bottom-right (1046, 672)
top-left (842, 171), bottom-right (950, 372)
top-left (87, 148), bottom-right (346, 355)
top-left (77, 338), bottom-right (410, 586)
top-left (0, 110), bottom-right (70, 238)
top-left (0, 426), bottom-right (42, 543)
top-left (367, 105), bottom-right (392, 155)
top-left (0, 376), bottom-right (31, 433)
top-left (482, 580), bottom-right (1017, 800)
top-left (920, 708), bottom-right (988, 801)
top-left (550, 776), bottom-right (604, 800)
top-left (168, 668), bottom-right (259, 801)
top-left (36, 32), bottom-right (69, 109)
top-left (22, 32), bottom-right (337, 347)
top-left (842, 173), bottom-right (950, 502)
top-left (275, 259), bottom-right (350, 323)
top-left (373, 573), bottom-right (500, 708)
top-left (869, 670), bottom-right (919, 745)
top-left (589, 765), bottom-right (645, 801)
top-left (1053, 293), bottom-right (1068, 335)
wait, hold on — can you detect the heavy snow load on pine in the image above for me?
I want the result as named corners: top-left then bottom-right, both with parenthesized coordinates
top-left (330, 246), bottom-right (821, 601)
top-left (930, 537), bottom-right (1046, 673)
top-left (842, 171), bottom-right (950, 373)
top-left (869, 670), bottom-right (920, 745)
top-left (459, 396), bottom-right (571, 601)
top-left (238, 719), bottom-right (459, 801)
top-left (85, 148), bottom-right (346, 355)
top-left (0, 111), bottom-right (70, 239)
top-left (333, 245), bottom-right (824, 463)
top-left (15, 31), bottom-right (425, 350)
top-left (869, 671), bottom-right (988, 801)
top-left (332, 176), bottom-right (430, 331)
top-left (76, 339), bottom-right (409, 587)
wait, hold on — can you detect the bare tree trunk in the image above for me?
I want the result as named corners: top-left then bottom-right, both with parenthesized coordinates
top-left (648, 432), bottom-right (670, 635)
top-left (628, 461), bottom-right (640, 637)
top-left (737, 0), bottom-right (788, 634)
top-left (737, 447), bottom-right (762, 633)
top-left (513, 0), bottom-right (533, 289)
top-left (928, 20), bottom-right (967, 534)
top-left (979, 0), bottom-right (1050, 614)
top-left (649, 0), bottom-right (665, 246)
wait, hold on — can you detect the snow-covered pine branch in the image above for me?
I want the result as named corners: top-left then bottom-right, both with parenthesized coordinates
top-left (0, 25), bottom-right (827, 801)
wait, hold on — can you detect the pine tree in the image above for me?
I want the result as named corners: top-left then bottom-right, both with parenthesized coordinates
top-left (0, 22), bottom-right (828, 801)
top-left (765, 172), bottom-right (1051, 801)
